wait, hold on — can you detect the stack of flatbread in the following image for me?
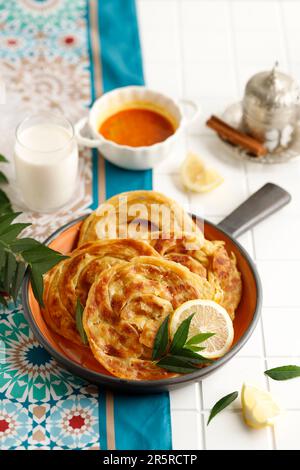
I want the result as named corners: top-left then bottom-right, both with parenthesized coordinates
top-left (43, 190), bottom-right (242, 380)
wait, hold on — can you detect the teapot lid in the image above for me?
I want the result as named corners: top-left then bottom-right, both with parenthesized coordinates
top-left (244, 62), bottom-right (300, 109)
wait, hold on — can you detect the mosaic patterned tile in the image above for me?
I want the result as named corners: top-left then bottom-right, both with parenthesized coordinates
top-left (0, 399), bottom-right (31, 450)
top-left (46, 395), bottom-right (99, 449)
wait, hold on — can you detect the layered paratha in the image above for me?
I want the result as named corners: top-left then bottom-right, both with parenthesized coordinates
top-left (78, 190), bottom-right (200, 246)
top-left (83, 256), bottom-right (220, 380)
top-left (150, 232), bottom-right (242, 319)
top-left (43, 239), bottom-right (160, 345)
top-left (42, 188), bottom-right (243, 381)
top-left (77, 189), bottom-right (241, 319)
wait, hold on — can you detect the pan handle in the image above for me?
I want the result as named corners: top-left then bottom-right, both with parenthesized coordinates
top-left (217, 182), bottom-right (291, 238)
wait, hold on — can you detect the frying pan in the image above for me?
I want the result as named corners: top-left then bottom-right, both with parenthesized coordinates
top-left (22, 183), bottom-right (291, 392)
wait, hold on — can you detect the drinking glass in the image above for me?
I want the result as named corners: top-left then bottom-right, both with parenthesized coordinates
top-left (14, 112), bottom-right (78, 212)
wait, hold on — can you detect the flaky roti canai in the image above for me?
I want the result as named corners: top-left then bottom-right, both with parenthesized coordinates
top-left (150, 232), bottom-right (242, 320)
top-left (83, 256), bottom-right (219, 380)
top-left (42, 189), bottom-right (243, 381)
top-left (78, 190), bottom-right (200, 246)
top-left (43, 239), bottom-right (160, 345)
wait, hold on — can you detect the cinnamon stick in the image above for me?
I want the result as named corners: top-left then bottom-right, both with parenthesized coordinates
top-left (206, 115), bottom-right (267, 157)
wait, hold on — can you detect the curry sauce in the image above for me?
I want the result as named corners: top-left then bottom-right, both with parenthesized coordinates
top-left (99, 108), bottom-right (175, 147)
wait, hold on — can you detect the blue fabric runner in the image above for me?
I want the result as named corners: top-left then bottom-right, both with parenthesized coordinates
top-left (91, 0), bottom-right (172, 450)
top-left (99, 0), bottom-right (152, 197)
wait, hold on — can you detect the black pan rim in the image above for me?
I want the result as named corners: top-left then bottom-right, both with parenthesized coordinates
top-left (21, 215), bottom-right (262, 391)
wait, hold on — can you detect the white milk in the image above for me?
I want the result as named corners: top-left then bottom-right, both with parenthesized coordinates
top-left (14, 118), bottom-right (78, 212)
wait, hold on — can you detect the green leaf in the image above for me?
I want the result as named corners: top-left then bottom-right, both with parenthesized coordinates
top-left (29, 265), bottom-right (44, 307)
top-left (186, 332), bottom-right (215, 346)
top-left (172, 348), bottom-right (212, 365)
top-left (0, 187), bottom-right (11, 201)
top-left (0, 212), bottom-right (21, 235)
top-left (0, 171), bottom-right (8, 184)
top-left (0, 154), bottom-right (8, 163)
top-left (0, 263), bottom-right (4, 287)
top-left (0, 204), bottom-right (13, 216)
top-left (30, 257), bottom-right (65, 275)
top-left (152, 314), bottom-right (214, 373)
top-left (170, 313), bottom-right (195, 353)
top-left (11, 262), bottom-right (27, 303)
top-left (4, 252), bottom-right (16, 294)
top-left (152, 315), bottom-right (170, 360)
top-left (0, 223), bottom-right (31, 243)
top-left (0, 248), bottom-right (5, 272)
top-left (0, 204), bottom-right (13, 215)
top-left (28, 253), bottom-right (65, 306)
top-left (0, 188), bottom-right (12, 215)
top-left (207, 391), bottom-right (239, 425)
top-left (22, 245), bottom-right (66, 264)
top-left (10, 237), bottom-right (41, 252)
top-left (75, 299), bottom-right (88, 344)
top-left (265, 365), bottom-right (300, 381)
top-left (185, 345), bottom-right (205, 352)
top-left (156, 355), bottom-right (199, 374)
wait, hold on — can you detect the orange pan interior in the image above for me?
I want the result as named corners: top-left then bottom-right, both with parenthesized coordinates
top-left (27, 220), bottom-right (258, 378)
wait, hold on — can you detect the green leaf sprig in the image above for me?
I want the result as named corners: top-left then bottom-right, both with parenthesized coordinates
top-left (152, 313), bottom-right (215, 374)
top-left (75, 299), bottom-right (88, 344)
top-left (207, 391), bottom-right (239, 425)
top-left (209, 365), bottom-right (300, 426)
top-left (0, 212), bottom-right (67, 307)
top-left (265, 365), bottom-right (300, 381)
top-left (0, 154), bottom-right (67, 307)
top-left (0, 154), bottom-right (12, 215)
top-left (0, 154), bottom-right (8, 185)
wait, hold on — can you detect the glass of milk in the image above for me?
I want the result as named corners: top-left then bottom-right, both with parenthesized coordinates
top-left (14, 112), bottom-right (78, 212)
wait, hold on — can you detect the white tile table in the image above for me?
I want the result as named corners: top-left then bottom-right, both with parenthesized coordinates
top-left (137, 0), bottom-right (300, 449)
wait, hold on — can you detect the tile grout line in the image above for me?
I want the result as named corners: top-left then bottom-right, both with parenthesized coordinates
top-left (138, 0), bottom-right (300, 450)
top-left (170, 0), bottom-right (203, 451)
top-left (174, 406), bottom-right (300, 413)
top-left (177, 0), bottom-right (194, 216)
top-left (177, 0), bottom-right (206, 450)
top-left (199, 380), bottom-right (207, 450)
top-left (257, 2), bottom-right (293, 448)
top-left (227, 0), bottom-right (276, 450)
top-left (278, 0), bottom-right (292, 74)
top-left (245, 145), bottom-right (277, 447)
top-left (237, 354), bottom-right (300, 358)
top-left (169, 0), bottom-right (183, 441)
top-left (227, 0), bottom-right (250, 197)
top-left (200, 0), bottom-right (246, 450)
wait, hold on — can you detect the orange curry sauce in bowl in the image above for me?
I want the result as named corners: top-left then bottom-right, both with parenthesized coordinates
top-left (99, 108), bottom-right (175, 147)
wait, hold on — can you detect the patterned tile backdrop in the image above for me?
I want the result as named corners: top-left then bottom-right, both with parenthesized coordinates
top-left (0, 0), bottom-right (100, 450)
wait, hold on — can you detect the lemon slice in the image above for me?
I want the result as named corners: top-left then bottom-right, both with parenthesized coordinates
top-left (170, 299), bottom-right (234, 359)
top-left (241, 383), bottom-right (281, 429)
top-left (181, 152), bottom-right (223, 193)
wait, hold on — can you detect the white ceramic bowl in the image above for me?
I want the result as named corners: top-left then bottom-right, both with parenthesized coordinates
top-left (75, 86), bottom-right (200, 170)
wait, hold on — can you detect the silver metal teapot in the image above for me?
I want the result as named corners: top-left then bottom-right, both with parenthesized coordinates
top-left (242, 63), bottom-right (300, 153)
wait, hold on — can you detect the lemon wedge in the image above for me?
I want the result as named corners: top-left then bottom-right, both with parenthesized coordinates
top-left (170, 299), bottom-right (234, 359)
top-left (181, 152), bottom-right (223, 193)
top-left (241, 383), bottom-right (281, 429)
